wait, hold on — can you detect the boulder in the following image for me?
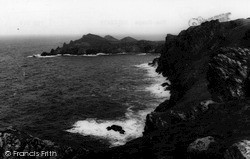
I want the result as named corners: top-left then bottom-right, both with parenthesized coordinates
top-left (107, 125), bottom-right (125, 134)
top-left (187, 136), bottom-right (222, 159)
top-left (187, 136), bottom-right (215, 152)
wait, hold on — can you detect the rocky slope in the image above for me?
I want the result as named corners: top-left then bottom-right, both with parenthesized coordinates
top-left (40, 34), bottom-right (164, 56)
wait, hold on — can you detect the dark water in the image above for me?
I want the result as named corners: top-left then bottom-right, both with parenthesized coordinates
top-left (0, 36), bottom-right (168, 150)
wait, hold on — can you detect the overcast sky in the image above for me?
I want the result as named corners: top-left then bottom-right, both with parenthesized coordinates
top-left (0, 0), bottom-right (250, 40)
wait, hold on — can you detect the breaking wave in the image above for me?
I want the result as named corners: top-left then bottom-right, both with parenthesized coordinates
top-left (66, 62), bottom-right (170, 147)
top-left (27, 53), bottom-right (110, 58)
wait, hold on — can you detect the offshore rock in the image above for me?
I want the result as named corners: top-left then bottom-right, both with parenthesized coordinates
top-left (107, 125), bottom-right (125, 134)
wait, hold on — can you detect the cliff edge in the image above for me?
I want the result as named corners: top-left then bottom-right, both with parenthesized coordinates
top-left (82, 18), bottom-right (250, 159)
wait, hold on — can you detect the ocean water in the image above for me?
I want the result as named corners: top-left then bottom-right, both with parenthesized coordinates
top-left (0, 36), bottom-right (169, 150)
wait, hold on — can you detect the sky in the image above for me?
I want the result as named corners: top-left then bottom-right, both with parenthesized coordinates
top-left (0, 0), bottom-right (250, 40)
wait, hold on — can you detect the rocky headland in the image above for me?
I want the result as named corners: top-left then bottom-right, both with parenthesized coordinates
top-left (81, 18), bottom-right (250, 158)
top-left (1, 18), bottom-right (250, 158)
top-left (40, 34), bottom-right (164, 56)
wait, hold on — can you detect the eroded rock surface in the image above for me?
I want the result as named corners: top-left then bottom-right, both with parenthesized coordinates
top-left (0, 127), bottom-right (81, 159)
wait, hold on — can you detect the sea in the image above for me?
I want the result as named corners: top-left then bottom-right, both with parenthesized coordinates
top-left (0, 36), bottom-right (170, 150)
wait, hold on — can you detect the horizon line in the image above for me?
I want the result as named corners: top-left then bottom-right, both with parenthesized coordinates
top-left (0, 33), bottom-right (168, 41)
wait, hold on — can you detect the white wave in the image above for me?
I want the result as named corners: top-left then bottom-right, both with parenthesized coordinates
top-left (61, 54), bottom-right (79, 56)
top-left (137, 53), bottom-right (147, 56)
top-left (28, 52), bottom-right (131, 58)
top-left (67, 117), bottom-right (144, 146)
top-left (27, 53), bottom-right (110, 58)
top-left (67, 62), bottom-right (170, 147)
top-left (135, 63), bottom-right (170, 98)
top-left (81, 54), bottom-right (98, 57)
top-left (96, 53), bottom-right (109, 56)
top-left (27, 54), bottom-right (61, 58)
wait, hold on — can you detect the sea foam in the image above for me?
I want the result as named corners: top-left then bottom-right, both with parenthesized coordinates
top-left (66, 62), bottom-right (170, 147)
top-left (27, 54), bottom-right (61, 58)
top-left (27, 53), bottom-right (110, 58)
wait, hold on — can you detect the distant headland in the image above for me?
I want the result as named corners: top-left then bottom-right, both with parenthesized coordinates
top-left (40, 34), bottom-right (164, 56)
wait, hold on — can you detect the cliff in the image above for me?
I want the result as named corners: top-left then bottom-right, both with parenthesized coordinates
top-left (81, 19), bottom-right (250, 158)
top-left (40, 34), bottom-right (164, 56)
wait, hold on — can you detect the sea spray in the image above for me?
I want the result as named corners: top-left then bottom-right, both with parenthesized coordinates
top-left (66, 62), bottom-right (170, 146)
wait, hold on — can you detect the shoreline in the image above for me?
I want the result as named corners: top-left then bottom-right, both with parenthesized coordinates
top-left (66, 62), bottom-right (170, 147)
top-left (27, 52), bottom-right (158, 58)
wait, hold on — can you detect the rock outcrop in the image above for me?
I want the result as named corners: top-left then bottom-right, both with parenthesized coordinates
top-left (41, 34), bottom-right (164, 56)
top-left (0, 127), bottom-right (79, 159)
top-left (107, 125), bottom-right (125, 134)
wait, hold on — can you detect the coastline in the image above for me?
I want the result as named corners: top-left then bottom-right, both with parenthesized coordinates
top-left (1, 18), bottom-right (250, 159)
top-left (66, 62), bottom-right (170, 147)
top-left (80, 18), bottom-right (250, 159)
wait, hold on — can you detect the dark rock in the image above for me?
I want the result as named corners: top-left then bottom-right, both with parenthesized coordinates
top-left (148, 58), bottom-right (159, 66)
top-left (86, 18), bottom-right (250, 159)
top-left (0, 128), bottom-right (82, 159)
top-left (207, 47), bottom-right (250, 102)
top-left (187, 136), bottom-right (221, 159)
top-left (107, 125), bottom-right (125, 134)
top-left (224, 140), bottom-right (250, 159)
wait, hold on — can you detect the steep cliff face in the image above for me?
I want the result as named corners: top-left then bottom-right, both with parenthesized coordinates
top-left (85, 19), bottom-right (250, 159)
top-left (142, 19), bottom-right (250, 158)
